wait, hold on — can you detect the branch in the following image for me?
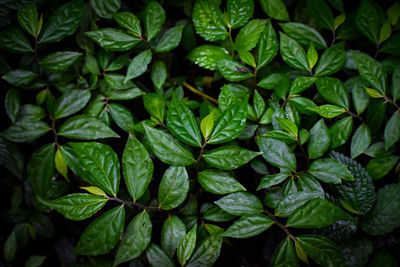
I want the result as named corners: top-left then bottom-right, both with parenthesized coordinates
top-left (182, 82), bottom-right (218, 104)
top-left (263, 209), bottom-right (296, 241)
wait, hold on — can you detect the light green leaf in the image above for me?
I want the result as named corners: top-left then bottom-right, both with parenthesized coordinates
top-left (143, 123), bottom-right (195, 166)
top-left (280, 22), bottom-right (327, 49)
top-left (1, 120), bottom-right (50, 143)
top-left (145, 1), bottom-right (166, 41)
top-left (308, 104), bottom-right (345, 118)
top-left (54, 89), bottom-right (91, 119)
top-left (200, 113), bottom-right (215, 139)
top-left (223, 214), bottom-right (273, 238)
top-left (192, 0), bottom-right (227, 41)
top-left (177, 224), bottom-right (197, 266)
top-left (125, 49), bottom-right (152, 82)
top-left (39, 193), bottom-right (107, 221)
top-left (227, 0), bottom-right (254, 29)
top-left (86, 28), bottom-right (141, 51)
top-left (287, 198), bottom-right (354, 228)
top-left (215, 192), bottom-right (263, 216)
top-left (260, 0), bottom-right (289, 21)
top-left (309, 158), bottom-right (354, 184)
top-left (187, 45), bottom-right (231, 71)
top-left (258, 137), bottom-right (296, 170)
top-left (155, 25), bottom-right (183, 53)
top-left (198, 169), bottom-right (246, 194)
top-left (257, 21), bottom-right (278, 69)
top-left (276, 117), bottom-right (298, 137)
top-left (114, 210), bottom-right (152, 266)
top-left (55, 148), bottom-right (68, 181)
top-left (308, 119), bottom-right (330, 159)
top-left (75, 205), bottom-right (125, 255)
top-left (279, 32), bottom-right (309, 72)
top-left (143, 93), bottom-right (166, 123)
top-left (161, 216), bottom-right (186, 257)
top-left (158, 166), bottom-right (189, 210)
top-left (123, 135), bottom-right (154, 201)
top-left (314, 42), bottom-right (346, 77)
top-left (307, 43), bottom-right (318, 70)
top-left (58, 115), bottom-right (119, 140)
top-left (204, 145), bottom-right (261, 170)
top-left (351, 123), bottom-right (371, 159)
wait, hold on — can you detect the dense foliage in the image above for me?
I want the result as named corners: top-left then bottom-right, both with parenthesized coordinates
top-left (1, 0), bottom-right (400, 266)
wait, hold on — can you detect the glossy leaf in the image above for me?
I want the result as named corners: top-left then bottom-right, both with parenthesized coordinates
top-left (203, 145), bottom-right (261, 170)
top-left (198, 169), bottom-right (246, 194)
top-left (314, 42), bottom-right (346, 77)
top-left (1, 120), bottom-right (50, 143)
top-left (5, 89), bottom-right (20, 123)
top-left (17, 4), bottom-right (39, 37)
top-left (223, 214), bottom-right (273, 238)
top-left (366, 155), bottom-right (399, 180)
top-left (279, 32), bottom-right (309, 72)
top-left (187, 45), bottom-right (231, 70)
top-left (3, 69), bottom-right (36, 87)
top-left (351, 123), bottom-right (371, 159)
top-left (308, 119), bottom-right (330, 159)
top-left (192, 0), bottom-right (227, 41)
top-left (280, 22), bottom-right (327, 49)
top-left (177, 224), bottom-right (197, 266)
top-left (234, 19), bottom-right (266, 52)
top-left (125, 49), bottom-right (152, 82)
top-left (90, 0), bottom-right (120, 19)
top-left (289, 77), bottom-right (317, 95)
top-left (54, 89), bottom-right (91, 119)
top-left (308, 105), bottom-right (345, 118)
top-left (315, 77), bottom-right (350, 109)
top-left (309, 158), bottom-right (354, 184)
top-left (227, 0), bottom-right (254, 29)
top-left (41, 51), bottom-right (82, 72)
top-left (355, 0), bottom-right (384, 44)
top-left (217, 59), bottom-right (253, 81)
top-left (161, 216), bottom-right (186, 257)
top-left (258, 137), bottom-right (296, 170)
top-left (151, 61), bottom-right (167, 89)
top-left (329, 116), bottom-right (353, 149)
top-left (276, 191), bottom-right (323, 217)
top-left (86, 28), bottom-right (141, 51)
top-left (155, 25), bottom-right (183, 53)
top-left (146, 243), bottom-right (175, 267)
top-left (215, 192), bottom-right (263, 216)
top-left (260, 0), bottom-right (289, 21)
top-left (0, 27), bottom-right (33, 53)
top-left (108, 103), bottom-right (135, 132)
top-left (186, 234), bottom-right (222, 267)
top-left (143, 93), bottom-right (166, 123)
top-left (270, 237), bottom-right (299, 267)
top-left (384, 112), bottom-right (400, 149)
top-left (306, 0), bottom-right (334, 30)
top-left (257, 21), bottom-right (278, 68)
top-left (257, 171), bottom-right (291, 190)
top-left (113, 11), bottom-right (141, 36)
top-left (158, 166), bottom-right (189, 210)
top-left (145, 1), bottom-right (166, 41)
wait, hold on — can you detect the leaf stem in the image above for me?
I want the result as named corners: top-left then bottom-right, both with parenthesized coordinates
top-left (50, 117), bottom-right (59, 148)
top-left (383, 95), bottom-right (400, 111)
top-left (182, 82), bottom-right (218, 104)
top-left (345, 110), bottom-right (365, 123)
top-left (196, 140), bottom-right (207, 163)
top-left (107, 196), bottom-right (161, 211)
top-left (263, 209), bottom-right (295, 241)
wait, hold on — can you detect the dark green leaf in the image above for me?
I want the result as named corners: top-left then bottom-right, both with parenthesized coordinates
top-left (351, 123), bottom-right (371, 159)
top-left (270, 237), bottom-right (299, 267)
top-left (223, 213), bottom-right (273, 238)
top-left (25, 255), bottom-right (46, 267)
top-left (309, 158), bottom-right (354, 183)
top-left (289, 77), bottom-right (317, 95)
top-left (234, 19), bottom-right (266, 52)
top-left (0, 137), bottom-right (24, 179)
top-left (369, 250), bottom-right (397, 267)
top-left (143, 93), bottom-right (166, 122)
top-left (114, 210), bottom-right (152, 265)
top-left (151, 61), bottom-right (167, 89)
top-left (215, 192), bottom-right (263, 216)
top-left (108, 103), bottom-right (134, 132)
top-left (143, 123), bottom-right (195, 166)
top-left (355, 0), bottom-right (384, 44)
top-left (146, 243), bottom-right (175, 267)
top-left (17, 4), bottom-right (39, 37)
top-left (198, 169), bottom-right (246, 194)
top-left (125, 49), bottom-right (152, 82)
top-left (3, 69), bottom-right (36, 87)
top-left (145, 1), bottom-right (166, 41)
top-left (306, 0), bottom-right (334, 30)
top-left (4, 231), bottom-right (17, 262)
top-left (257, 21), bottom-right (278, 69)
top-left (123, 135), bottom-right (154, 201)
top-left (113, 11), bottom-right (141, 37)
top-left (41, 51), bottom-right (82, 72)
top-left (187, 45), bottom-right (231, 71)
top-left (384, 112), bottom-right (400, 149)
top-left (161, 216), bottom-right (186, 257)
top-left (0, 27), bottom-right (34, 53)
top-left (54, 89), bottom-right (91, 119)
top-left (227, 0), bottom-right (254, 29)
top-left (155, 25), bottom-right (183, 53)
top-left (287, 198), bottom-right (354, 228)
top-left (258, 137), bottom-right (296, 170)
top-left (280, 22), bottom-right (327, 49)
top-left (308, 104), bottom-right (345, 118)
top-left (158, 166), bottom-right (189, 210)
top-left (204, 145), bottom-right (261, 170)
top-left (217, 59), bottom-right (253, 81)
top-left (316, 77), bottom-right (350, 109)
top-left (186, 234), bottom-right (222, 267)
top-left (314, 42), bottom-right (346, 77)
top-left (5, 89), bottom-right (20, 123)
top-left (329, 116), bottom-right (353, 149)
top-left (75, 205), bottom-right (125, 255)
top-left (39, 0), bottom-right (83, 44)
top-left (86, 28), bottom-right (141, 51)
top-left (260, 0), bottom-right (289, 21)
top-left (58, 115), bottom-right (119, 139)
top-left (257, 171), bottom-right (290, 190)
top-left (276, 191), bottom-right (324, 217)
top-left (192, 0), bottom-right (227, 41)
top-left (39, 194), bottom-right (107, 221)
top-left (366, 155), bottom-right (399, 180)
top-left (308, 119), bottom-right (330, 159)
top-left (279, 32), bottom-right (309, 72)
top-left (90, 0), bottom-right (120, 19)
top-left (257, 73), bottom-right (290, 99)
top-left (1, 120), bottom-right (50, 143)
top-left (177, 224), bottom-right (197, 266)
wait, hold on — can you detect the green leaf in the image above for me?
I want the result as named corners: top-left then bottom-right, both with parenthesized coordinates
top-left (289, 77), bottom-right (317, 95)
top-left (309, 158), bottom-right (354, 184)
top-left (200, 113), bottom-right (215, 140)
top-left (54, 89), bottom-right (91, 119)
top-left (5, 89), bottom-right (20, 123)
top-left (1, 120), bottom-right (50, 143)
top-left (143, 123), bottom-right (195, 166)
top-left (40, 51), bottom-right (82, 72)
top-left (362, 183), bottom-right (400, 235)
top-left (366, 155), bottom-right (399, 180)
top-left (257, 171), bottom-right (291, 190)
top-left (177, 224), bottom-right (197, 266)
top-left (125, 49), bottom-right (152, 82)
top-left (215, 192), bottom-right (263, 216)
top-left (143, 93), bottom-right (166, 123)
top-left (0, 27), bottom-right (33, 53)
top-left (16, 104), bottom-right (46, 121)
top-left (331, 151), bottom-right (375, 215)
top-left (187, 45), bottom-right (231, 71)
top-left (329, 116), bottom-right (353, 149)
top-left (208, 100), bottom-right (247, 144)
top-left (55, 148), bottom-right (68, 181)
top-left (227, 0), bottom-right (254, 29)
top-left (75, 205), bottom-right (125, 255)
top-left (167, 97), bottom-right (202, 147)
top-left (223, 214), bottom-right (273, 238)
top-left (58, 115), bottom-right (119, 140)
top-left (307, 43), bottom-right (318, 71)
top-left (17, 4), bottom-right (39, 37)
top-left (280, 22), bottom-right (327, 49)
top-left (287, 198), bottom-right (354, 228)
top-left (314, 42), bottom-right (346, 77)
top-left (257, 73), bottom-right (290, 99)
top-left (3, 69), bottom-right (36, 87)
top-left (204, 145), bottom-right (261, 170)
top-left (351, 123), bottom-right (371, 159)
top-left (114, 210), bottom-right (152, 266)
top-left (155, 25), bottom-right (183, 53)
top-left (158, 166), bottom-right (189, 210)
top-left (146, 243), bottom-right (175, 267)
top-left (308, 119), bottom-right (330, 159)
top-left (276, 191), bottom-right (324, 217)
top-left (151, 61), bottom-right (167, 89)
top-left (186, 234), bottom-right (222, 267)
top-left (392, 67), bottom-right (400, 101)
top-left (351, 51), bottom-right (387, 95)
top-left (68, 142), bottom-right (120, 196)
top-left (369, 250), bottom-right (397, 267)
top-left (308, 105), bottom-right (345, 118)
top-left (270, 237), bottom-right (299, 267)
top-left (28, 144), bottom-right (55, 198)
top-left (306, 0), bottom-right (334, 30)
top-left (192, 0), bottom-right (227, 41)
top-left (260, 0), bottom-right (289, 21)
top-left (234, 19), bottom-right (266, 52)
top-left (276, 117), bottom-right (298, 137)
top-left (113, 11), bottom-right (141, 37)
top-left (86, 28), bottom-right (141, 51)
top-left (80, 186), bottom-right (107, 197)
top-left (122, 135), bottom-right (153, 201)
top-left (161, 216), bottom-right (186, 257)
top-left (297, 235), bottom-right (346, 267)
top-left (316, 77), bottom-right (350, 109)
top-left (258, 137), bottom-right (296, 170)
top-left (0, 136), bottom-right (24, 179)
top-left (384, 112), bottom-right (400, 149)
top-left (217, 59), bottom-right (253, 81)
top-left (203, 206), bottom-right (236, 222)
top-left (90, 0), bottom-right (120, 19)
top-left (108, 103), bottom-right (134, 132)
top-left (145, 1), bottom-right (166, 41)
top-left (279, 32), bottom-right (309, 72)
top-left (39, 0), bottom-right (83, 44)
top-left (257, 21), bottom-right (278, 69)
top-left (253, 90), bottom-right (266, 119)
top-left (4, 231), bottom-right (17, 262)
top-left (355, 0), bottom-right (384, 44)
top-left (350, 77), bottom-right (370, 115)
top-left (198, 169), bottom-right (246, 194)
top-left (380, 33), bottom-right (400, 55)
top-left (25, 255), bottom-right (46, 267)
top-left (39, 193), bottom-right (107, 221)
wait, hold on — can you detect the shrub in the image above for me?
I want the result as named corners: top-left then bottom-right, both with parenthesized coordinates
top-left (1, 0), bottom-right (400, 266)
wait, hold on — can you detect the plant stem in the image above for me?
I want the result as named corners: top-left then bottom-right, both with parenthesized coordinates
top-left (50, 117), bottom-right (59, 147)
top-left (263, 209), bottom-right (295, 241)
top-left (346, 110), bottom-right (365, 123)
top-left (383, 95), bottom-right (400, 111)
top-left (107, 196), bottom-right (161, 211)
top-left (182, 82), bottom-right (218, 104)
